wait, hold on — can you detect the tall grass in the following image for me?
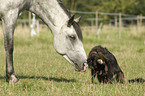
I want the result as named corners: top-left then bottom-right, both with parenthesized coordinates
top-left (0, 25), bottom-right (144, 95)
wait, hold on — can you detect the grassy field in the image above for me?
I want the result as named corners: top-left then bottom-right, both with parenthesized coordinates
top-left (0, 25), bottom-right (145, 95)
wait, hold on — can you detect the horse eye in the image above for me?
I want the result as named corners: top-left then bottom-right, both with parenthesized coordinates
top-left (69, 35), bottom-right (76, 40)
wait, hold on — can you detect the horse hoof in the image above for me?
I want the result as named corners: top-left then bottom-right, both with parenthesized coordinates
top-left (8, 75), bottom-right (19, 84)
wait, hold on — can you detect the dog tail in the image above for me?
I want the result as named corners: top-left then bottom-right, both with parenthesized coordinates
top-left (128, 78), bottom-right (145, 83)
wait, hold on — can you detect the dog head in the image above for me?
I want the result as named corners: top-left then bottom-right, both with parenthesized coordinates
top-left (87, 51), bottom-right (108, 73)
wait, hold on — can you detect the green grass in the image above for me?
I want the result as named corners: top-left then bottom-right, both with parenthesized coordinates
top-left (0, 25), bottom-right (145, 95)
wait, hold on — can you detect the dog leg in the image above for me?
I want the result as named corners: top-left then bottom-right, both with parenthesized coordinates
top-left (91, 69), bottom-right (96, 83)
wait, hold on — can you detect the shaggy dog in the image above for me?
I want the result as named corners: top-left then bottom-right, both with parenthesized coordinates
top-left (87, 45), bottom-right (145, 84)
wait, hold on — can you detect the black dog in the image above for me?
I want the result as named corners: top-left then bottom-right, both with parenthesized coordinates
top-left (87, 45), bottom-right (145, 84)
top-left (87, 45), bottom-right (126, 83)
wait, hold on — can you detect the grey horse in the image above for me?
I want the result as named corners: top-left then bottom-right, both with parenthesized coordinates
top-left (0, 0), bottom-right (87, 83)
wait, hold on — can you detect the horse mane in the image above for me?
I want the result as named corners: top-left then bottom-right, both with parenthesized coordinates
top-left (57, 0), bottom-right (83, 41)
top-left (73, 22), bottom-right (83, 41)
top-left (57, 0), bottom-right (71, 17)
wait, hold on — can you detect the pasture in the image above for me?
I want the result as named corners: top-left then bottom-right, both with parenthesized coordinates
top-left (0, 25), bottom-right (145, 95)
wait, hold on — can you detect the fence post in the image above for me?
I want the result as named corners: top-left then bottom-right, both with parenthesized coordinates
top-left (29, 12), bottom-right (31, 32)
top-left (119, 13), bottom-right (122, 39)
top-left (91, 19), bottom-right (94, 32)
top-left (137, 15), bottom-right (140, 32)
top-left (96, 11), bottom-right (98, 35)
top-left (115, 16), bottom-right (118, 28)
top-left (140, 14), bottom-right (142, 26)
top-left (97, 22), bottom-right (103, 35)
top-left (140, 14), bottom-right (142, 30)
top-left (30, 13), bottom-right (37, 37)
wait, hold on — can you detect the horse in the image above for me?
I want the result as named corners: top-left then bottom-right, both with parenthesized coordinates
top-left (0, 0), bottom-right (88, 84)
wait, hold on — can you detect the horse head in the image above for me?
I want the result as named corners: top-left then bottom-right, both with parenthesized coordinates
top-left (53, 15), bottom-right (88, 71)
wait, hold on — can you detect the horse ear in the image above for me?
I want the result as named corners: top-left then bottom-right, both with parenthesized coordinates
top-left (67, 15), bottom-right (75, 27)
top-left (74, 16), bottom-right (82, 23)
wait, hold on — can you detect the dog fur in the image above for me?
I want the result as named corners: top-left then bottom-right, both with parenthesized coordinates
top-left (87, 45), bottom-right (145, 84)
top-left (87, 45), bottom-right (126, 83)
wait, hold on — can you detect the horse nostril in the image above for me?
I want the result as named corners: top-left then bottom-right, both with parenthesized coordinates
top-left (83, 62), bottom-right (88, 67)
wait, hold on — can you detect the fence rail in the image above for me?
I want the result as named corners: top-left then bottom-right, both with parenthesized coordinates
top-left (70, 10), bottom-right (145, 38)
top-left (70, 10), bottom-right (143, 17)
top-left (0, 11), bottom-right (144, 39)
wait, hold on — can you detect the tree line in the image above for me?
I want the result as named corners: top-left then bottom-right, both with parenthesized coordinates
top-left (63, 0), bottom-right (145, 15)
top-left (63, 0), bottom-right (145, 25)
top-left (18, 0), bottom-right (145, 26)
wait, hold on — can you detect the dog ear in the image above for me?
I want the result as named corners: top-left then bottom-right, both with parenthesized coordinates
top-left (96, 52), bottom-right (105, 64)
top-left (87, 52), bottom-right (97, 69)
top-left (89, 52), bottom-right (97, 60)
top-left (87, 58), bottom-right (94, 69)
top-left (87, 58), bottom-right (92, 64)
top-left (98, 52), bottom-right (109, 62)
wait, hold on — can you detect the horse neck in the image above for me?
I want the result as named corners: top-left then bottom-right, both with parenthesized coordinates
top-left (29, 0), bottom-right (70, 34)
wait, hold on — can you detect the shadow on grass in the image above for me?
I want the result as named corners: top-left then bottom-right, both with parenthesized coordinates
top-left (0, 76), bottom-right (77, 83)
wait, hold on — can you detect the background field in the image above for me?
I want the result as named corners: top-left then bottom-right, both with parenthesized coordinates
top-left (0, 25), bottom-right (145, 95)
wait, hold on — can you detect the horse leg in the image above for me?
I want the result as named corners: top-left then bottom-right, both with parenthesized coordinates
top-left (2, 9), bottom-right (19, 84)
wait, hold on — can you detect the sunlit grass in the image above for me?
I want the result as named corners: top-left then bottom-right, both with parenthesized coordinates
top-left (0, 25), bottom-right (144, 95)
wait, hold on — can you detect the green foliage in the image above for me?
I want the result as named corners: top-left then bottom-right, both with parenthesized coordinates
top-left (16, 0), bottom-right (145, 26)
top-left (62, 0), bottom-right (145, 26)
top-left (19, 0), bottom-right (145, 19)
top-left (62, 0), bottom-right (145, 15)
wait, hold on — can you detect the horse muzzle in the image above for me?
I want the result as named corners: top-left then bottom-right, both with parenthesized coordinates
top-left (74, 62), bottom-right (88, 72)
top-left (63, 55), bottom-right (88, 71)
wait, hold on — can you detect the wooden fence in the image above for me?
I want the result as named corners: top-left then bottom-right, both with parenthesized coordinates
top-left (0, 11), bottom-right (145, 38)
top-left (70, 11), bottom-right (145, 38)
